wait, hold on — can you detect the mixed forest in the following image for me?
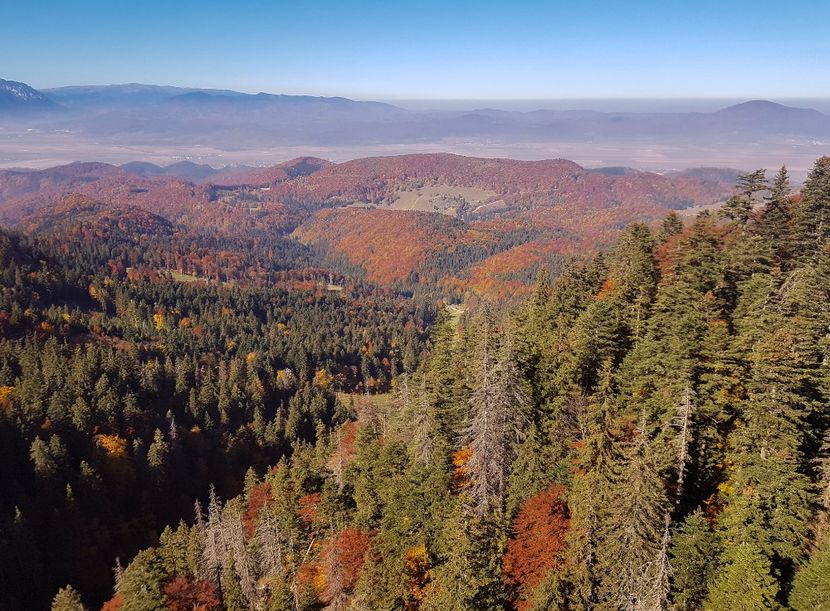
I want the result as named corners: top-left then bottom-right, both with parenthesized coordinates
top-left (2, 156), bottom-right (830, 610)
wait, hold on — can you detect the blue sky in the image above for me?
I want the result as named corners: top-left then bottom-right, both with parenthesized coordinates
top-left (4, 0), bottom-right (829, 99)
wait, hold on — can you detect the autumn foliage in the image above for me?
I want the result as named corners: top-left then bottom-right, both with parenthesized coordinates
top-left (164, 577), bottom-right (221, 611)
top-left (503, 485), bottom-right (570, 610)
top-left (319, 528), bottom-right (371, 602)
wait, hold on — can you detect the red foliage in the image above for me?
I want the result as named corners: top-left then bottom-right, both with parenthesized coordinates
top-left (326, 421), bottom-right (359, 475)
top-left (503, 485), bottom-right (570, 610)
top-left (101, 594), bottom-right (124, 611)
top-left (320, 528), bottom-right (372, 601)
top-left (298, 492), bottom-right (322, 526)
top-left (243, 481), bottom-right (272, 538)
top-left (164, 576), bottom-right (221, 611)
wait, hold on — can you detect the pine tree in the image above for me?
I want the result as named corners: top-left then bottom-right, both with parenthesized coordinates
top-left (566, 361), bottom-right (620, 607)
top-left (659, 210), bottom-right (684, 243)
top-left (760, 166), bottom-right (794, 266)
top-left (793, 156), bottom-right (830, 258)
top-left (600, 422), bottom-right (669, 609)
top-left (51, 585), bottom-right (86, 611)
top-left (789, 537), bottom-right (830, 611)
top-left (705, 542), bottom-right (780, 610)
top-left (721, 169), bottom-right (767, 225)
top-left (670, 509), bottom-right (719, 611)
top-left (221, 554), bottom-right (247, 611)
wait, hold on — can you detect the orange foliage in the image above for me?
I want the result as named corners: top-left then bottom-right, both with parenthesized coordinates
top-left (503, 485), bottom-right (570, 610)
top-left (293, 208), bottom-right (457, 285)
top-left (327, 421), bottom-right (359, 475)
top-left (594, 277), bottom-right (618, 301)
top-left (101, 594), bottom-right (124, 611)
top-left (0, 386), bottom-right (13, 411)
top-left (404, 544), bottom-right (431, 608)
top-left (452, 447), bottom-right (472, 490)
top-left (96, 434), bottom-right (129, 457)
top-left (312, 368), bottom-right (334, 389)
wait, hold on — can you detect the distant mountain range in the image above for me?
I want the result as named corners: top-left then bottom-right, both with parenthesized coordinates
top-left (2, 78), bottom-right (829, 148)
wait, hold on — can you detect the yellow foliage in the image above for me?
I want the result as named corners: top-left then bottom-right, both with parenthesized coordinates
top-left (312, 570), bottom-right (327, 596)
top-left (404, 544), bottom-right (431, 606)
top-left (717, 481), bottom-right (735, 496)
top-left (62, 312), bottom-right (71, 323)
top-left (0, 385), bottom-right (14, 410)
top-left (96, 434), bottom-right (128, 458)
top-left (313, 368), bottom-right (334, 389)
top-left (246, 351), bottom-right (258, 364)
top-left (152, 311), bottom-right (165, 330)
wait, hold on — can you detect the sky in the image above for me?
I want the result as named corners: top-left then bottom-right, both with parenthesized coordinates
top-left (3, 0), bottom-right (829, 100)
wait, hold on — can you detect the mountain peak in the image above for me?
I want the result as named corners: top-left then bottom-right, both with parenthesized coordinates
top-left (717, 99), bottom-right (825, 117)
top-left (0, 78), bottom-right (57, 110)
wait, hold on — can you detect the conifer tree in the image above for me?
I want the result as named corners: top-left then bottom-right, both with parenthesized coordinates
top-left (600, 421), bottom-right (669, 609)
top-left (704, 542), bottom-right (780, 610)
top-left (566, 361), bottom-right (620, 607)
top-left (51, 585), bottom-right (86, 611)
top-left (760, 165), bottom-right (794, 266)
top-left (670, 509), bottom-right (719, 611)
top-left (793, 156), bottom-right (830, 258)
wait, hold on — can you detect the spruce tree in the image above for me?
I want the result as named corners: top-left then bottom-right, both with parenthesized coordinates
top-left (51, 585), bottom-right (86, 611)
top-left (760, 166), bottom-right (794, 266)
top-left (793, 156), bottom-right (830, 258)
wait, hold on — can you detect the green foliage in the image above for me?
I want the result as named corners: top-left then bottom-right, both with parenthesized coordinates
top-left (119, 549), bottom-right (169, 611)
top-left (790, 536), bottom-right (830, 611)
top-left (51, 585), bottom-right (86, 611)
top-left (705, 542), bottom-right (781, 610)
top-left (671, 509), bottom-right (720, 610)
top-left (6, 158), bottom-right (830, 609)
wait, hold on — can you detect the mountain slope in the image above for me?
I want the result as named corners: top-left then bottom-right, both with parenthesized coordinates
top-left (0, 78), bottom-right (58, 111)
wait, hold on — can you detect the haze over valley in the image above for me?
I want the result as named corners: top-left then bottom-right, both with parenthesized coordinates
top-left (2, 79), bottom-right (828, 177)
top-left (3, 1), bottom-right (830, 609)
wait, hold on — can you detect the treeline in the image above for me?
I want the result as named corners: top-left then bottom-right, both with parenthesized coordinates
top-left (101, 157), bottom-right (830, 610)
top-left (0, 227), bottom-right (434, 609)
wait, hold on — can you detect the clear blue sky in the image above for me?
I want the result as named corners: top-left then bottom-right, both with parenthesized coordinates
top-left (4, 0), bottom-right (828, 99)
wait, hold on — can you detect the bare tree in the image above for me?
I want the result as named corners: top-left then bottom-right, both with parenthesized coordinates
top-left (254, 504), bottom-right (285, 579)
top-left (222, 505), bottom-right (257, 604)
top-left (673, 385), bottom-right (695, 506)
top-left (464, 320), bottom-right (529, 516)
top-left (200, 485), bottom-right (227, 586)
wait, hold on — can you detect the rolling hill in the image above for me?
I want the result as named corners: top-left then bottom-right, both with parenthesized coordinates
top-left (0, 153), bottom-right (737, 296)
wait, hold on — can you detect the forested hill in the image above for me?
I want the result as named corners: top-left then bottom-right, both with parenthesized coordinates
top-left (2, 157), bottom-right (830, 610)
top-left (0, 223), bottom-right (435, 608)
top-left (42, 157), bottom-right (828, 610)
